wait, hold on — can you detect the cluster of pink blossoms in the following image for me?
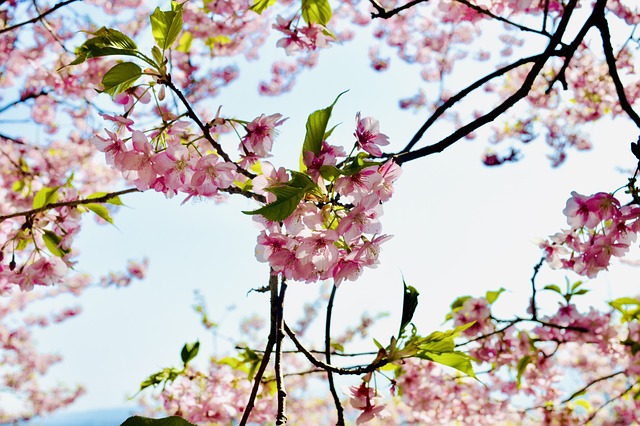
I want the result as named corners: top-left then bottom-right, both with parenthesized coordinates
top-left (255, 115), bottom-right (400, 285)
top-left (540, 191), bottom-right (640, 277)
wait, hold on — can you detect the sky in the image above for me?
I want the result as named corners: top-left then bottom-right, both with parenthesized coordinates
top-left (13, 2), bottom-right (640, 422)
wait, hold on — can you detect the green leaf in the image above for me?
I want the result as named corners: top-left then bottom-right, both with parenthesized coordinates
top-left (100, 62), bottom-right (142, 97)
top-left (243, 172), bottom-right (318, 221)
top-left (176, 31), bottom-right (193, 53)
top-left (251, 0), bottom-right (277, 14)
top-left (515, 355), bottom-right (532, 389)
top-left (32, 187), bottom-right (59, 209)
top-left (300, 91), bottom-right (347, 171)
top-left (399, 279), bottom-right (419, 339)
top-left (87, 192), bottom-right (124, 205)
top-left (543, 284), bottom-right (562, 294)
top-left (180, 341), bottom-right (199, 365)
top-left (150, 4), bottom-right (184, 50)
top-left (570, 280), bottom-right (584, 291)
top-left (301, 0), bottom-right (332, 26)
top-left (42, 230), bottom-right (70, 258)
top-left (86, 203), bottom-right (114, 224)
top-left (421, 351), bottom-right (476, 379)
top-left (120, 416), bottom-right (197, 426)
top-left (318, 165), bottom-right (342, 181)
top-left (69, 27), bottom-right (139, 66)
top-left (485, 287), bottom-right (505, 305)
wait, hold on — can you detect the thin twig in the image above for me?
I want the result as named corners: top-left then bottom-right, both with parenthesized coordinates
top-left (369, 0), bottom-right (429, 19)
top-left (325, 284), bottom-right (345, 426)
top-left (0, 0), bottom-right (79, 35)
top-left (562, 371), bottom-right (626, 403)
top-left (454, 0), bottom-right (550, 36)
top-left (284, 322), bottom-right (388, 375)
top-left (0, 188), bottom-right (140, 223)
top-left (162, 75), bottom-right (257, 180)
top-left (529, 257), bottom-right (545, 321)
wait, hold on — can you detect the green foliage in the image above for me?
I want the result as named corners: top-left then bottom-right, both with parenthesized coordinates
top-left (137, 341), bottom-right (199, 393)
top-left (150, 3), bottom-right (184, 50)
top-left (516, 355), bottom-right (532, 389)
top-left (180, 341), bottom-right (200, 364)
top-left (300, 91), bottom-right (347, 171)
top-left (301, 0), bottom-right (332, 26)
top-left (120, 416), bottom-right (196, 426)
top-left (399, 279), bottom-right (419, 339)
top-left (544, 278), bottom-right (589, 304)
top-left (32, 187), bottom-right (59, 209)
top-left (100, 62), bottom-right (142, 96)
top-left (243, 171), bottom-right (319, 221)
top-left (485, 287), bottom-right (505, 305)
top-left (68, 27), bottom-right (141, 66)
top-left (251, 0), bottom-right (277, 14)
top-left (218, 347), bottom-right (262, 380)
top-left (42, 230), bottom-right (70, 258)
top-left (609, 297), bottom-right (640, 322)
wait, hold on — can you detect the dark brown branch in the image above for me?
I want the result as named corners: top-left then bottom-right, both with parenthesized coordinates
top-left (562, 371), bottom-right (626, 403)
top-left (284, 322), bottom-right (388, 375)
top-left (369, 0), bottom-right (429, 19)
top-left (545, 0), bottom-right (603, 93)
top-left (275, 279), bottom-right (288, 425)
top-left (325, 285), bottom-right (345, 426)
top-left (162, 75), bottom-right (256, 180)
top-left (396, 52), bottom-right (564, 154)
top-left (454, 0), bottom-right (550, 36)
top-left (0, 0), bottom-right (79, 35)
top-left (239, 272), bottom-right (278, 426)
top-left (529, 257), bottom-right (545, 321)
top-left (0, 90), bottom-right (50, 115)
top-left (0, 188), bottom-right (140, 223)
top-left (595, 7), bottom-right (640, 128)
top-left (583, 381), bottom-right (637, 424)
top-left (394, 0), bottom-right (579, 165)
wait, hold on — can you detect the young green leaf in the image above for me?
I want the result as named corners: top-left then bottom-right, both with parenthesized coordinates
top-left (398, 279), bottom-right (419, 339)
top-left (86, 203), bottom-right (114, 224)
top-left (421, 351), bottom-right (476, 379)
top-left (32, 186), bottom-right (59, 209)
top-left (300, 91), bottom-right (347, 171)
top-left (243, 171), bottom-right (318, 221)
top-left (150, 4), bottom-right (184, 50)
top-left (42, 230), bottom-right (70, 258)
top-left (100, 62), bottom-right (142, 97)
top-left (251, 0), bottom-right (277, 14)
top-left (515, 355), bottom-right (532, 389)
top-left (301, 0), bottom-right (332, 26)
top-left (180, 341), bottom-right (200, 365)
top-left (68, 27), bottom-right (140, 66)
top-left (485, 287), bottom-right (505, 305)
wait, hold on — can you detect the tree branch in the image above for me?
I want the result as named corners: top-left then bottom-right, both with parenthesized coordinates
top-left (369, 0), bottom-right (429, 19)
top-left (393, 0), bottom-right (579, 165)
top-left (284, 322), bottom-right (388, 375)
top-left (454, 0), bottom-right (550, 37)
top-left (595, 7), bottom-right (640, 128)
top-left (325, 284), bottom-right (344, 426)
top-left (0, 0), bottom-right (79, 35)
top-left (0, 188), bottom-right (140, 223)
top-left (275, 278), bottom-right (288, 425)
top-left (239, 272), bottom-right (279, 426)
top-left (529, 257), bottom-right (545, 321)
